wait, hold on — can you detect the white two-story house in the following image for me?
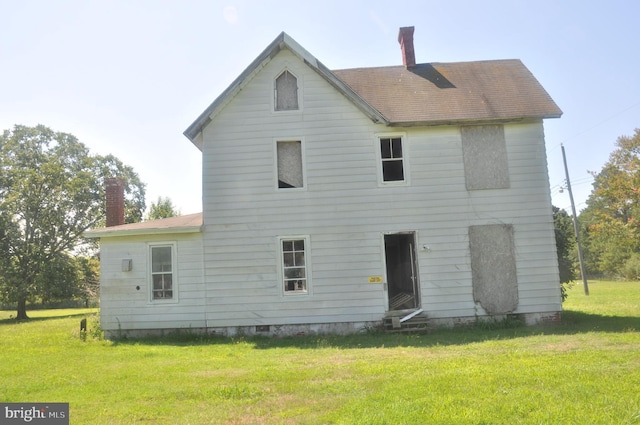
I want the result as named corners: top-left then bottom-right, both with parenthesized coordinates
top-left (86, 27), bottom-right (563, 338)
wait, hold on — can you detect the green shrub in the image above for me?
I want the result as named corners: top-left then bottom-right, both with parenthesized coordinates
top-left (622, 253), bottom-right (640, 280)
top-left (80, 313), bottom-right (103, 341)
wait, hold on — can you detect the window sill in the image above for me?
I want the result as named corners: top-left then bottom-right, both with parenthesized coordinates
top-left (149, 298), bottom-right (180, 305)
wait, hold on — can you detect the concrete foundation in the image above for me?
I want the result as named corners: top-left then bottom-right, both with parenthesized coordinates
top-left (103, 311), bottom-right (562, 339)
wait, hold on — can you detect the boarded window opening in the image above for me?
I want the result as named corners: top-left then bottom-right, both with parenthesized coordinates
top-left (380, 137), bottom-right (405, 182)
top-left (275, 70), bottom-right (299, 111)
top-left (277, 141), bottom-right (303, 188)
top-left (469, 224), bottom-right (518, 314)
top-left (461, 125), bottom-right (510, 190)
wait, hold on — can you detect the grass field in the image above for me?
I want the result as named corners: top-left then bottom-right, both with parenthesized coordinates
top-left (1, 281), bottom-right (639, 424)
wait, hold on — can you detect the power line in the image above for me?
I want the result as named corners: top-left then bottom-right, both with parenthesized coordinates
top-left (563, 100), bottom-right (640, 146)
top-left (547, 100), bottom-right (640, 154)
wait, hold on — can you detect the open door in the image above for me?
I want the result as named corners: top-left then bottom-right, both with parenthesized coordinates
top-left (384, 233), bottom-right (420, 311)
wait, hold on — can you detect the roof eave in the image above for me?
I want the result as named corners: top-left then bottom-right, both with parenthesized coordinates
top-left (388, 113), bottom-right (563, 128)
top-left (85, 225), bottom-right (202, 239)
top-left (314, 60), bottom-right (389, 125)
top-left (183, 32), bottom-right (289, 148)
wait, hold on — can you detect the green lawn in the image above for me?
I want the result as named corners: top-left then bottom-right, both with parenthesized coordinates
top-left (1, 281), bottom-right (639, 424)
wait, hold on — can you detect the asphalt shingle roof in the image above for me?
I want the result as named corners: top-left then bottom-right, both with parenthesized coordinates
top-left (85, 212), bottom-right (202, 237)
top-left (332, 60), bottom-right (562, 125)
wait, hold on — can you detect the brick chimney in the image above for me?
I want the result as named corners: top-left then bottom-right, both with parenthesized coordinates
top-left (398, 26), bottom-right (416, 68)
top-left (105, 177), bottom-right (125, 227)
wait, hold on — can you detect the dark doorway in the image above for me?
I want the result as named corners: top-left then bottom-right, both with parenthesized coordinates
top-left (384, 233), bottom-right (420, 311)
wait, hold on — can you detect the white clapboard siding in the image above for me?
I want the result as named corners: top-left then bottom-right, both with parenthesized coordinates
top-left (196, 47), bottom-right (561, 329)
top-left (99, 233), bottom-right (205, 331)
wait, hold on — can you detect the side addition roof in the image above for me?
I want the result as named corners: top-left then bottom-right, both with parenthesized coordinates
top-left (84, 212), bottom-right (202, 238)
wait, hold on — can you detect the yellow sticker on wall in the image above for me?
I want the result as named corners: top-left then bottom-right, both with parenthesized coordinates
top-left (368, 276), bottom-right (384, 284)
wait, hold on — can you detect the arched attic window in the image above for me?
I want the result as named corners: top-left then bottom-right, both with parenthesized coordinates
top-left (275, 70), bottom-right (299, 111)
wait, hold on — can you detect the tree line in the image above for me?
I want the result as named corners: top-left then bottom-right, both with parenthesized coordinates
top-left (576, 128), bottom-right (640, 280)
top-left (554, 128), bottom-right (640, 293)
top-left (2, 124), bottom-right (638, 318)
top-left (0, 125), bottom-right (178, 319)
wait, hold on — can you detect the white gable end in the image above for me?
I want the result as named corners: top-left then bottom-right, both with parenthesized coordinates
top-left (184, 32), bottom-right (387, 149)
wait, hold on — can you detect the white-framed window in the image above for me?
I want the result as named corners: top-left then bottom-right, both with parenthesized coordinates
top-left (377, 134), bottom-right (408, 185)
top-left (278, 236), bottom-right (310, 295)
top-left (149, 242), bottom-right (177, 302)
top-left (274, 69), bottom-right (299, 111)
top-left (276, 139), bottom-right (305, 189)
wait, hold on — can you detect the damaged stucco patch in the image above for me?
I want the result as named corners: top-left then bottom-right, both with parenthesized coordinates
top-left (469, 224), bottom-right (518, 314)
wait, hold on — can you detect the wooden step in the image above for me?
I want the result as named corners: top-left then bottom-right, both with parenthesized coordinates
top-left (383, 313), bottom-right (433, 333)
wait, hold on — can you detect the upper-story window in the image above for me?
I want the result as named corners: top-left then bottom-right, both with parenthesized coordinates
top-left (379, 136), bottom-right (406, 183)
top-left (277, 140), bottom-right (304, 189)
top-left (275, 70), bottom-right (299, 111)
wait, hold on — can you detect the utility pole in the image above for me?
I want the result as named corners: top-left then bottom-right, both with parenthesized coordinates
top-left (561, 144), bottom-right (589, 295)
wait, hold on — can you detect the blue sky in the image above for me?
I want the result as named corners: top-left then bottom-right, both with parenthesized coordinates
top-left (1, 0), bottom-right (638, 215)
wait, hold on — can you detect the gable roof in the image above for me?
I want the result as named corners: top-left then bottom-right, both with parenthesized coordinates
top-left (333, 61), bottom-right (562, 126)
top-left (184, 32), bottom-right (561, 148)
top-left (183, 32), bottom-right (387, 150)
top-left (84, 212), bottom-right (202, 238)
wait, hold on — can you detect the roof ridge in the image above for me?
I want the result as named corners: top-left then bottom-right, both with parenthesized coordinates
top-left (332, 58), bottom-right (523, 73)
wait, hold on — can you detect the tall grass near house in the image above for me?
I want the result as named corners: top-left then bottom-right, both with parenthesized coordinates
top-left (1, 282), bottom-right (639, 424)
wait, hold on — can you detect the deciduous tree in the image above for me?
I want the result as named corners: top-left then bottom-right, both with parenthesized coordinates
top-left (581, 128), bottom-right (640, 277)
top-left (0, 124), bottom-right (145, 319)
top-left (553, 206), bottom-right (577, 300)
top-left (146, 196), bottom-right (180, 221)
